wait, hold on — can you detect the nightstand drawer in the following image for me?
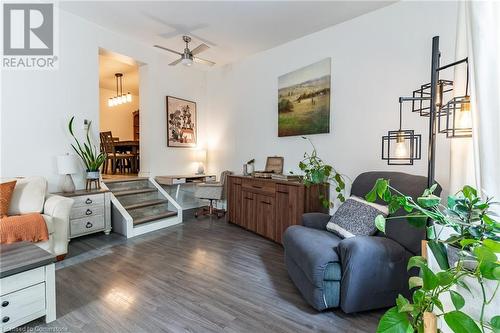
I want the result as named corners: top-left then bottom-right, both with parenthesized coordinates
top-left (70, 205), bottom-right (104, 219)
top-left (0, 267), bottom-right (44, 296)
top-left (0, 283), bottom-right (45, 329)
top-left (70, 215), bottom-right (105, 236)
top-left (72, 193), bottom-right (104, 208)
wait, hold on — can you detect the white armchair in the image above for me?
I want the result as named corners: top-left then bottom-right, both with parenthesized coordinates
top-left (194, 171), bottom-right (233, 218)
top-left (7, 177), bottom-right (74, 258)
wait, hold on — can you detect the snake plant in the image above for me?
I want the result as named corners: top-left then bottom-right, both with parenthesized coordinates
top-left (68, 116), bottom-right (106, 172)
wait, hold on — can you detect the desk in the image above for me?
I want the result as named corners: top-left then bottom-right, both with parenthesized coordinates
top-left (156, 174), bottom-right (216, 199)
top-left (114, 140), bottom-right (139, 173)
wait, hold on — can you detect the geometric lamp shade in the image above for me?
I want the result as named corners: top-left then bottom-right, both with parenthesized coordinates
top-left (382, 129), bottom-right (422, 165)
top-left (438, 95), bottom-right (473, 138)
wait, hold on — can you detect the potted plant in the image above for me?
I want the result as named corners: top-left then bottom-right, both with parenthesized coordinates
top-left (366, 179), bottom-right (500, 332)
top-left (68, 116), bottom-right (106, 180)
top-left (294, 137), bottom-right (347, 209)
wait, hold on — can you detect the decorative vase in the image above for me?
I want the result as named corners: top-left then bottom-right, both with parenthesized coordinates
top-left (86, 171), bottom-right (100, 180)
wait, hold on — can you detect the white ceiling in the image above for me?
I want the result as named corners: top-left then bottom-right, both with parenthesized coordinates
top-left (99, 52), bottom-right (139, 95)
top-left (61, 1), bottom-right (395, 67)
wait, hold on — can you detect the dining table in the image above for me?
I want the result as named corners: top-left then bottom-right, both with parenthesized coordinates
top-left (114, 140), bottom-right (140, 173)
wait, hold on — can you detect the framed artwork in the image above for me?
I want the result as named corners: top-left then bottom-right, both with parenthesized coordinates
top-left (278, 58), bottom-right (331, 137)
top-left (166, 96), bottom-right (197, 147)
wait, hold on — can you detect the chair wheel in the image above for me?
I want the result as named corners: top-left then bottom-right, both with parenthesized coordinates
top-left (194, 213), bottom-right (198, 218)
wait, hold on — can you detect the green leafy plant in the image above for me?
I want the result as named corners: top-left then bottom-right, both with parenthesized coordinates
top-left (366, 179), bottom-right (500, 333)
top-left (295, 137), bottom-right (347, 208)
top-left (68, 116), bottom-right (106, 172)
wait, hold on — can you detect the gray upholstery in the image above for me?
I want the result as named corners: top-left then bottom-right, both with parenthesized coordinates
top-left (351, 171), bottom-right (441, 255)
top-left (283, 171), bottom-right (441, 313)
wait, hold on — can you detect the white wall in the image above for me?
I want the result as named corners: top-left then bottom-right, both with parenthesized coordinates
top-left (206, 1), bottom-right (458, 194)
top-left (99, 88), bottom-right (139, 141)
top-left (1, 9), bottom-right (207, 191)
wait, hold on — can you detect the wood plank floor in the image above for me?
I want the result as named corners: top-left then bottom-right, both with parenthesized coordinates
top-left (24, 216), bottom-right (383, 333)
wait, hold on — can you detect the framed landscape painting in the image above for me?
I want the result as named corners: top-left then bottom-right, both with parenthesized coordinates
top-left (166, 96), bottom-right (197, 147)
top-left (278, 58), bottom-right (331, 137)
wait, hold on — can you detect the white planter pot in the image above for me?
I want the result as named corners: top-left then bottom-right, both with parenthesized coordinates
top-left (86, 171), bottom-right (100, 180)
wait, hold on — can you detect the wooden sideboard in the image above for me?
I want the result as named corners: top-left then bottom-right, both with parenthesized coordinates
top-left (227, 175), bottom-right (328, 244)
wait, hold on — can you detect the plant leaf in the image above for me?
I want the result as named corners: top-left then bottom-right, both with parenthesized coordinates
top-left (491, 316), bottom-right (500, 333)
top-left (396, 294), bottom-right (413, 313)
top-left (406, 212), bottom-right (427, 229)
top-left (408, 276), bottom-right (423, 290)
top-left (366, 187), bottom-right (377, 203)
top-left (428, 240), bottom-right (450, 270)
top-left (417, 194), bottom-right (441, 208)
top-left (407, 256), bottom-right (427, 270)
top-left (436, 271), bottom-right (454, 286)
top-left (483, 239), bottom-right (500, 253)
top-left (443, 311), bottom-right (481, 333)
top-left (474, 245), bottom-right (497, 263)
top-left (449, 290), bottom-right (465, 310)
top-left (421, 265), bottom-right (438, 291)
top-left (376, 307), bottom-right (412, 333)
top-left (375, 215), bottom-right (386, 233)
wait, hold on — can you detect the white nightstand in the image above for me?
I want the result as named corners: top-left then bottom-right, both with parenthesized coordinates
top-left (54, 189), bottom-right (112, 238)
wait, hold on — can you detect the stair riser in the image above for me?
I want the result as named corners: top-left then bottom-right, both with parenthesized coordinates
top-left (105, 180), bottom-right (151, 191)
top-left (128, 204), bottom-right (171, 220)
top-left (117, 191), bottom-right (159, 206)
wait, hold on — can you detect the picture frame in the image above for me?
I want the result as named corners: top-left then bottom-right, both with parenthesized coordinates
top-left (166, 96), bottom-right (197, 148)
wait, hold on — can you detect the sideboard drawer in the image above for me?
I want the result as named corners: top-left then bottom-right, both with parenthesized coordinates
top-left (0, 267), bottom-right (44, 296)
top-left (0, 283), bottom-right (45, 328)
top-left (70, 215), bottom-right (105, 236)
top-left (70, 205), bottom-right (104, 219)
top-left (242, 179), bottom-right (275, 195)
top-left (72, 194), bottom-right (104, 208)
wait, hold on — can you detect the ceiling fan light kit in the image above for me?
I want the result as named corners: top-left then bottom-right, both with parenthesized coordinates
top-left (108, 73), bottom-right (132, 107)
top-left (154, 35), bottom-right (215, 67)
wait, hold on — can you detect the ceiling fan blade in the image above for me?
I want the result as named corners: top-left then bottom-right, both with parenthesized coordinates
top-left (154, 45), bottom-right (182, 56)
top-left (193, 56), bottom-right (215, 66)
top-left (169, 58), bottom-right (182, 66)
top-left (190, 43), bottom-right (209, 55)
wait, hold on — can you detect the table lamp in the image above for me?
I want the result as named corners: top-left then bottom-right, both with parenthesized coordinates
top-left (196, 149), bottom-right (207, 175)
top-left (57, 154), bottom-right (78, 193)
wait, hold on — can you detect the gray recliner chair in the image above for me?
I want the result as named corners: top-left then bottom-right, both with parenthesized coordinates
top-left (283, 171), bottom-right (441, 313)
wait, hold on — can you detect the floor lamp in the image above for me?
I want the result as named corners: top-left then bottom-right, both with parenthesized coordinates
top-left (381, 36), bottom-right (473, 188)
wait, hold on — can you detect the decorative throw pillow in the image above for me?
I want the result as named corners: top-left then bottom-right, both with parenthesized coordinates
top-left (0, 180), bottom-right (17, 218)
top-left (326, 195), bottom-right (388, 239)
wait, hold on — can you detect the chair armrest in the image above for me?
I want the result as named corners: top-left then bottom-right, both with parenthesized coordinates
top-left (337, 236), bottom-right (411, 313)
top-left (43, 194), bottom-right (74, 256)
top-left (301, 213), bottom-right (331, 230)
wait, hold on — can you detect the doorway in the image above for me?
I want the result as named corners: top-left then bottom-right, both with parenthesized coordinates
top-left (98, 49), bottom-right (140, 178)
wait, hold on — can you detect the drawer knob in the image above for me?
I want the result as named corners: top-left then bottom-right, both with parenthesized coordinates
top-left (2, 317), bottom-right (9, 323)
top-left (85, 198), bottom-right (93, 204)
top-left (86, 222), bottom-right (93, 229)
top-left (1, 301), bottom-right (8, 307)
top-left (86, 209), bottom-right (93, 215)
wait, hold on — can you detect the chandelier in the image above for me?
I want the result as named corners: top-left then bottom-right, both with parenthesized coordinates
top-left (108, 73), bottom-right (132, 107)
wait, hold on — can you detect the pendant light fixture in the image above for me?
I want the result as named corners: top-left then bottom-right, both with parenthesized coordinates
top-left (438, 59), bottom-right (472, 138)
top-left (108, 73), bottom-right (132, 107)
top-left (382, 98), bottom-right (422, 165)
top-left (380, 36), bottom-right (474, 188)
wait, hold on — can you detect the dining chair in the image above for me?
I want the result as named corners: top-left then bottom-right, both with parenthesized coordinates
top-left (100, 131), bottom-right (135, 174)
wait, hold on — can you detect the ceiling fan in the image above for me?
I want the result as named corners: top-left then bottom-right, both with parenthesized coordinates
top-left (154, 35), bottom-right (215, 67)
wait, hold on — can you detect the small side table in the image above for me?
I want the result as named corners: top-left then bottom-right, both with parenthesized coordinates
top-left (53, 189), bottom-right (111, 239)
top-left (0, 242), bottom-right (56, 332)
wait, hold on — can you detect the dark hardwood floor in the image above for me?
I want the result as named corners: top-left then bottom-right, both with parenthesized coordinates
top-left (24, 216), bottom-right (383, 333)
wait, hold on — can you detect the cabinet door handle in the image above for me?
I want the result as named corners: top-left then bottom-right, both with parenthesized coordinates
top-left (252, 185), bottom-right (262, 189)
top-left (1, 301), bottom-right (8, 307)
top-left (2, 317), bottom-right (9, 323)
top-left (85, 198), bottom-right (93, 204)
top-left (244, 197), bottom-right (253, 200)
top-left (85, 209), bottom-right (93, 215)
top-left (276, 190), bottom-right (288, 194)
top-left (260, 201), bottom-right (271, 205)
top-left (85, 222), bottom-right (93, 229)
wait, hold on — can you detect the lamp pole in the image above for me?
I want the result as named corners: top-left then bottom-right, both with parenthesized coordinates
top-left (427, 36), bottom-right (441, 188)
